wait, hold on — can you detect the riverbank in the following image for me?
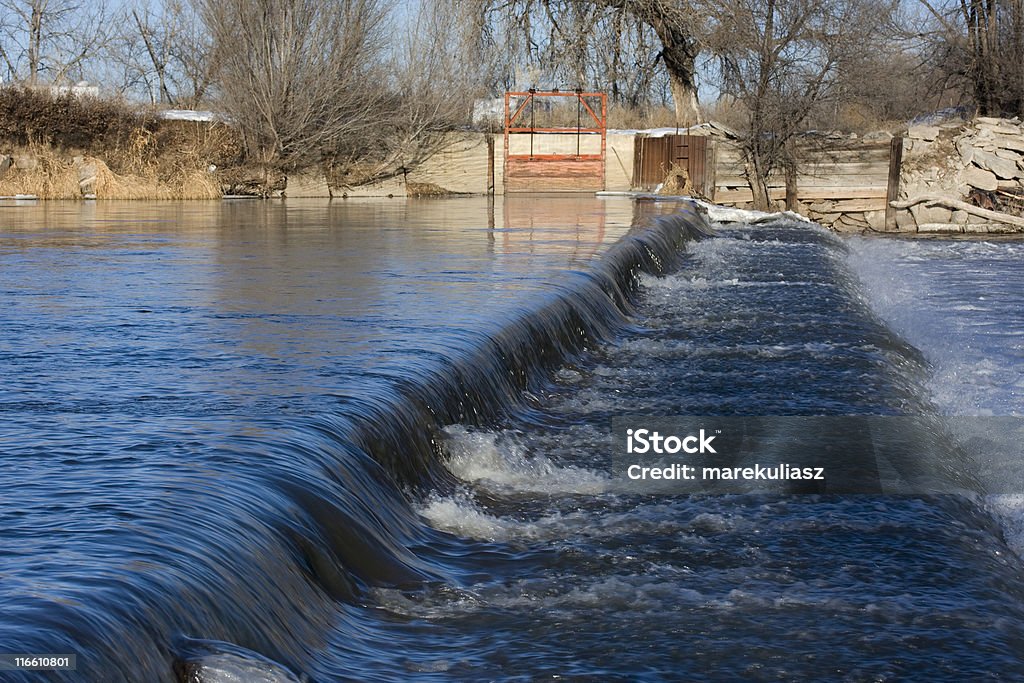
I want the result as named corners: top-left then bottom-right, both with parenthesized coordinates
top-left (3, 103), bottom-right (1024, 237)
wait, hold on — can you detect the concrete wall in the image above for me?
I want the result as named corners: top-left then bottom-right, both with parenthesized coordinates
top-left (606, 134), bottom-right (634, 191)
top-left (713, 137), bottom-right (893, 231)
top-left (407, 133), bottom-right (493, 194)
top-left (301, 131), bottom-right (631, 197)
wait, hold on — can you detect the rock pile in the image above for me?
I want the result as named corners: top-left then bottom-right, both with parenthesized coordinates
top-left (898, 116), bottom-right (1024, 232)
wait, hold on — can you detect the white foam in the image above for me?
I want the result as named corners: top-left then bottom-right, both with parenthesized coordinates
top-left (418, 488), bottom-right (737, 543)
top-left (417, 491), bottom-right (529, 542)
top-left (846, 237), bottom-right (1024, 417)
top-left (693, 199), bottom-right (812, 226)
top-left (440, 425), bottom-right (608, 495)
top-left (181, 656), bottom-right (301, 683)
top-left (845, 236), bottom-right (1024, 557)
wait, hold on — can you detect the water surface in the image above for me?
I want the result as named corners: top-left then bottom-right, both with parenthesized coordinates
top-left (1, 198), bottom-right (1023, 681)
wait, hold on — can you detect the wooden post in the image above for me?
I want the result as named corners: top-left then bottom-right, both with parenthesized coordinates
top-left (885, 136), bottom-right (904, 231)
top-left (706, 140), bottom-right (717, 201)
top-left (486, 135), bottom-right (494, 195)
top-left (632, 135), bottom-right (643, 190)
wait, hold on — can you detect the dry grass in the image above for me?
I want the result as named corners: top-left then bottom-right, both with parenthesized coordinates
top-left (406, 181), bottom-right (452, 197)
top-left (657, 162), bottom-right (695, 196)
top-left (91, 156), bottom-right (220, 200)
top-left (0, 145), bottom-right (221, 199)
top-left (606, 103), bottom-right (679, 129)
top-left (0, 88), bottom-right (239, 199)
top-left (0, 147), bottom-right (80, 198)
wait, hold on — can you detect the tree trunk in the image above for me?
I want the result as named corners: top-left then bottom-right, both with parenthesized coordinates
top-left (745, 157), bottom-right (771, 211)
top-left (645, 10), bottom-right (701, 127)
top-left (29, 4), bottom-right (42, 86)
top-left (667, 70), bottom-right (700, 128)
top-left (598, 1), bottom-right (700, 127)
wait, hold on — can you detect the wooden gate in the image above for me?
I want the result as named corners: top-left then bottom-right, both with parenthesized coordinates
top-left (633, 134), bottom-right (715, 197)
top-left (504, 90), bottom-right (607, 193)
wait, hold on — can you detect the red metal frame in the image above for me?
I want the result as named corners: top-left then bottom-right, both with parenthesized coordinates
top-left (503, 90), bottom-right (608, 162)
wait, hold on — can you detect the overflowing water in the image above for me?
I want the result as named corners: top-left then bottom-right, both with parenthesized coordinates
top-left (1, 197), bottom-right (1023, 681)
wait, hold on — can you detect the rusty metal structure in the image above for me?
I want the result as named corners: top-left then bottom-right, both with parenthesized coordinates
top-left (632, 134), bottom-right (716, 198)
top-left (503, 89), bottom-right (607, 192)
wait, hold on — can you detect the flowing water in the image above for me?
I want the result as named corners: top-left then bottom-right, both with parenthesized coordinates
top-left (1, 197), bottom-right (1023, 681)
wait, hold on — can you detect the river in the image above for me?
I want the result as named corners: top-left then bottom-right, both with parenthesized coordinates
top-left (1, 196), bottom-right (1022, 681)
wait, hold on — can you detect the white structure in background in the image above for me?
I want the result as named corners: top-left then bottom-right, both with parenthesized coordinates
top-left (158, 110), bottom-right (220, 123)
top-left (472, 98), bottom-right (504, 127)
top-left (48, 81), bottom-right (99, 98)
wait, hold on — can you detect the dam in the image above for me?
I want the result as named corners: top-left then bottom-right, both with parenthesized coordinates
top-left (1, 195), bottom-right (1022, 680)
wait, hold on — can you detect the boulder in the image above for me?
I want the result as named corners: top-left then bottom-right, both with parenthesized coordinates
top-left (956, 138), bottom-right (977, 165)
top-left (910, 203), bottom-right (953, 225)
top-left (917, 223), bottom-right (964, 234)
top-left (976, 118), bottom-right (1021, 134)
top-left (73, 156), bottom-right (97, 195)
top-left (962, 223), bottom-right (994, 234)
top-left (14, 154), bottom-right (37, 170)
top-left (994, 148), bottom-right (1023, 162)
top-left (992, 134), bottom-right (1024, 153)
top-left (964, 165), bottom-right (999, 190)
top-left (863, 131), bottom-right (894, 142)
top-left (831, 214), bottom-right (868, 233)
top-left (839, 212), bottom-right (869, 227)
top-left (805, 207), bottom-right (837, 221)
top-left (908, 125), bottom-right (940, 141)
top-left (899, 181), bottom-right (932, 200)
top-left (864, 210), bottom-right (886, 231)
top-left (972, 150), bottom-right (1019, 179)
top-left (0, 154), bottom-right (11, 179)
top-left (895, 208), bottom-right (916, 231)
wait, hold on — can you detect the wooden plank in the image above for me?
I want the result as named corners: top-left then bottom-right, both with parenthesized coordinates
top-left (633, 135), bottom-right (643, 189)
top-left (705, 141), bottom-right (717, 199)
top-left (806, 198), bottom-right (888, 212)
top-left (799, 163), bottom-right (891, 175)
top-left (797, 175), bottom-right (889, 186)
top-left (885, 136), bottom-right (904, 231)
top-left (487, 134), bottom-right (495, 194)
top-left (715, 186), bottom-right (888, 203)
top-left (715, 188), bottom-right (788, 203)
top-left (783, 186), bottom-right (887, 199)
top-left (505, 157), bottom-right (604, 192)
top-left (794, 141), bottom-right (892, 154)
top-left (691, 136), bottom-right (706, 195)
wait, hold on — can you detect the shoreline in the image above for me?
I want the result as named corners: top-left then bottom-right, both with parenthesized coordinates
top-left (5, 190), bottom-right (1024, 239)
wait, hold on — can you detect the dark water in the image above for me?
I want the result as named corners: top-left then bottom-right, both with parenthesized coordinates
top-left (1, 197), bottom-right (1023, 681)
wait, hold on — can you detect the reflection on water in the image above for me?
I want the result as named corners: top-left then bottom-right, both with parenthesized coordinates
top-left (0, 196), bottom-right (652, 414)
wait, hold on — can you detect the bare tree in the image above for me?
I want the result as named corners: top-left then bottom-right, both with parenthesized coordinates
top-left (709, 0), bottom-right (894, 209)
top-left (107, 0), bottom-right (215, 107)
top-left (371, 0), bottom-right (494, 173)
top-left (480, 0), bottom-right (703, 125)
top-left (195, 0), bottom-right (388, 174)
top-left (0, 0), bottom-right (110, 85)
top-left (917, 0), bottom-right (1024, 116)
